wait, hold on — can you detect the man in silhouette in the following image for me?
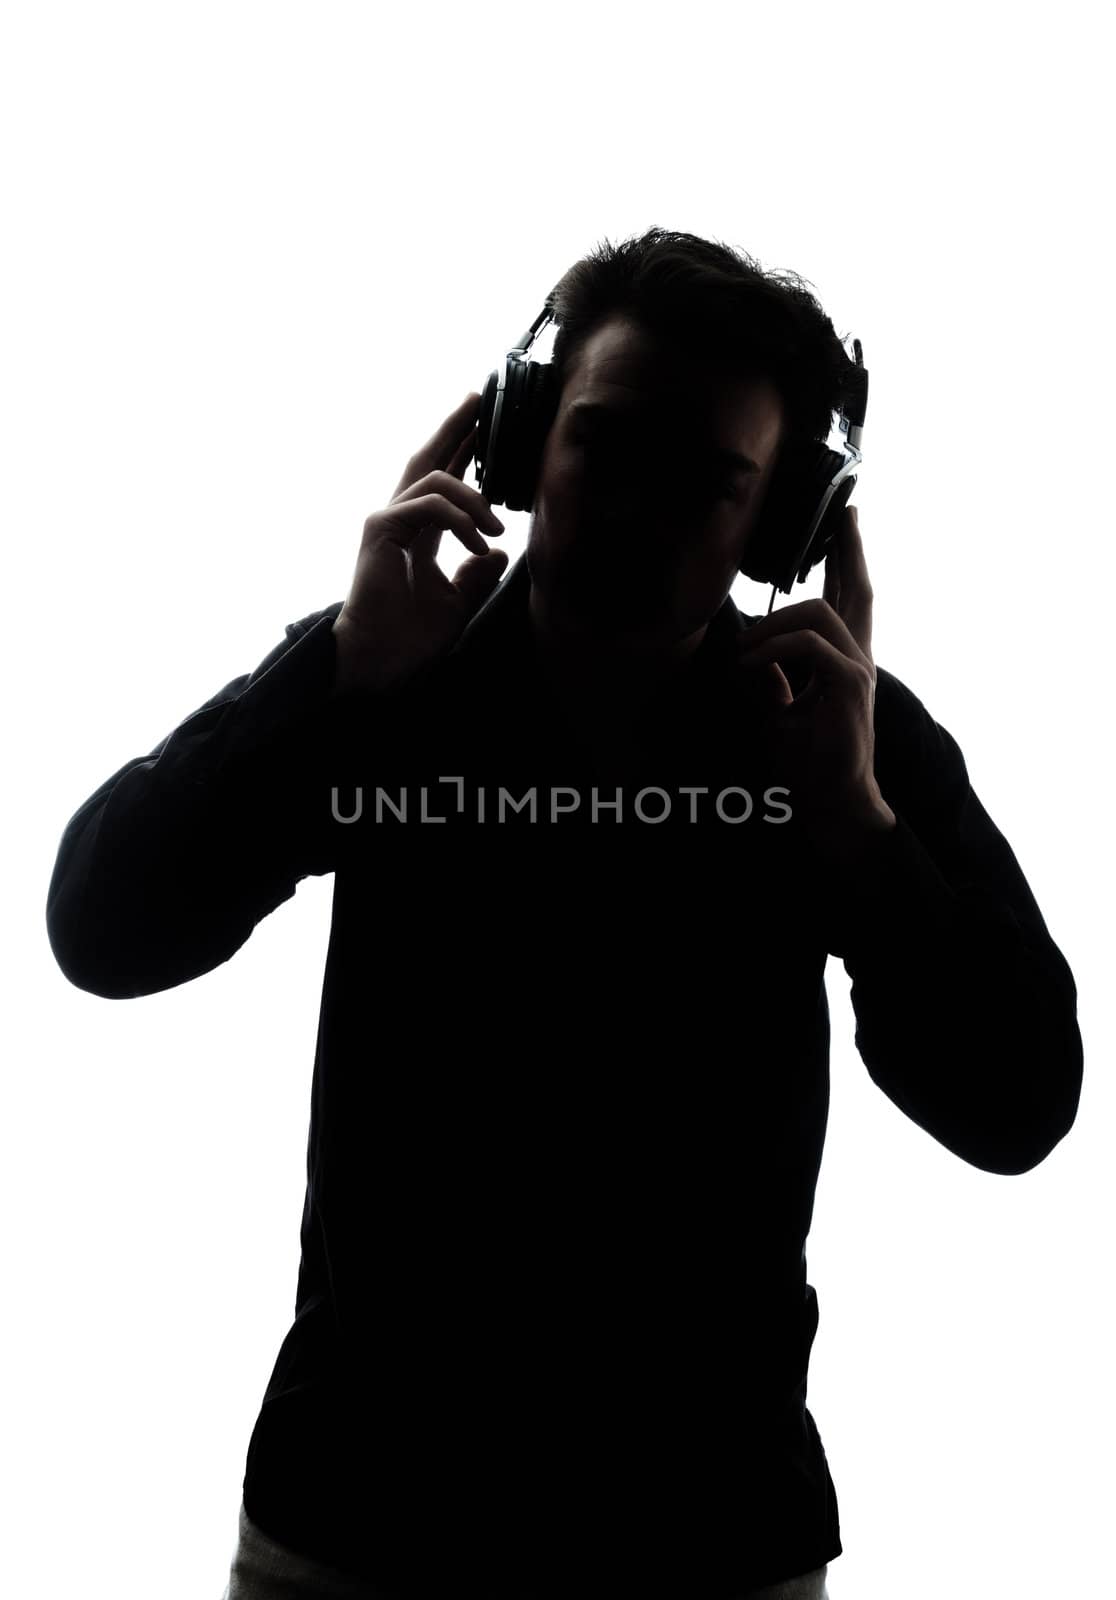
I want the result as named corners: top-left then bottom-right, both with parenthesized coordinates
top-left (47, 283), bottom-right (1083, 1600)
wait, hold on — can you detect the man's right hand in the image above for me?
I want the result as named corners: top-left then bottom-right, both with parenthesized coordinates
top-left (332, 393), bottom-right (509, 695)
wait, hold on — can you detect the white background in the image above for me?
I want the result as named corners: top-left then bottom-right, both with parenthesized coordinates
top-left (5, 4), bottom-right (1111, 1597)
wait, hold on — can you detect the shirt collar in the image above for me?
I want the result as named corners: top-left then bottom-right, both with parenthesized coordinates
top-left (445, 551), bottom-right (752, 682)
top-left (413, 551), bottom-right (758, 764)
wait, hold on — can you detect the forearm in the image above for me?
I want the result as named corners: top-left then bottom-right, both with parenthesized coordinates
top-left (805, 808), bottom-right (1083, 1175)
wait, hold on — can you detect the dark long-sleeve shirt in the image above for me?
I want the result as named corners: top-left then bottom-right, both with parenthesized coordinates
top-left (45, 552), bottom-right (1083, 1597)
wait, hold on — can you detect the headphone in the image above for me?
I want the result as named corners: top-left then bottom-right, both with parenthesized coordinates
top-left (473, 301), bottom-right (869, 614)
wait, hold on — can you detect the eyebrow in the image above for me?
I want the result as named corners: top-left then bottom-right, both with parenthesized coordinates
top-left (567, 400), bottom-right (762, 476)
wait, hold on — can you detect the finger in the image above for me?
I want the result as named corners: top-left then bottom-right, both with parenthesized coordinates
top-left (404, 452), bottom-right (486, 566)
top-left (446, 425), bottom-right (478, 483)
top-left (450, 548), bottom-right (510, 613)
top-left (737, 590), bottom-right (870, 673)
top-left (393, 467), bottom-right (503, 529)
top-left (736, 627), bottom-right (865, 701)
top-left (407, 521), bottom-right (444, 573)
top-left (392, 393), bottom-right (483, 499)
top-left (839, 505), bottom-right (873, 657)
top-left (373, 493), bottom-right (492, 558)
top-left (393, 475), bottom-right (503, 584)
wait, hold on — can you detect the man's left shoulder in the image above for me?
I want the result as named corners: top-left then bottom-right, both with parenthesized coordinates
top-left (872, 663), bottom-right (935, 742)
top-left (870, 663), bottom-right (973, 828)
top-left (874, 661), bottom-right (921, 710)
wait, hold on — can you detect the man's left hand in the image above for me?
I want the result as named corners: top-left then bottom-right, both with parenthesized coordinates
top-left (735, 505), bottom-right (897, 845)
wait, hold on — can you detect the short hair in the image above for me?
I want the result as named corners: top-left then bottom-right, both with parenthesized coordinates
top-left (546, 226), bottom-right (863, 458)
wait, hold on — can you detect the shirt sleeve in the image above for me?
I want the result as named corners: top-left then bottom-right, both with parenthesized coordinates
top-left (45, 602), bottom-right (357, 999)
top-left (820, 665), bottom-right (1084, 1176)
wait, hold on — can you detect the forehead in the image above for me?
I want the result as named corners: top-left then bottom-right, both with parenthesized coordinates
top-left (561, 313), bottom-right (784, 452)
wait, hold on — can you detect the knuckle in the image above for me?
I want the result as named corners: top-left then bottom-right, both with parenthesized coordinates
top-left (432, 494), bottom-right (465, 523)
top-left (428, 471), bottom-right (469, 503)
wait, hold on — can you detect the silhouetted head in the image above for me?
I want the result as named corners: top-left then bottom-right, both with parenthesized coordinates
top-left (526, 227), bottom-right (862, 650)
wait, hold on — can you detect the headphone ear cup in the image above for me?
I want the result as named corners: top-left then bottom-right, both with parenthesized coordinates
top-left (738, 441), bottom-right (849, 592)
top-left (799, 474), bottom-right (854, 583)
top-left (503, 361), bottom-right (561, 513)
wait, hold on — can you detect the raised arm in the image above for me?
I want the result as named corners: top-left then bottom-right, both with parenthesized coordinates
top-left (45, 389), bottom-right (509, 1000)
top-left (733, 507), bottom-right (1082, 1176)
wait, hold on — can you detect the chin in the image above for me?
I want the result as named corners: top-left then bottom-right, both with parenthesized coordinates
top-left (567, 563), bottom-right (681, 631)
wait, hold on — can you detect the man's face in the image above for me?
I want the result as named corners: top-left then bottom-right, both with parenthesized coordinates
top-left (526, 313), bottom-right (785, 643)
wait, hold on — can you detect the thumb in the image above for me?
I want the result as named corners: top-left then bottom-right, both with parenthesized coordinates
top-left (451, 547), bottom-right (510, 612)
